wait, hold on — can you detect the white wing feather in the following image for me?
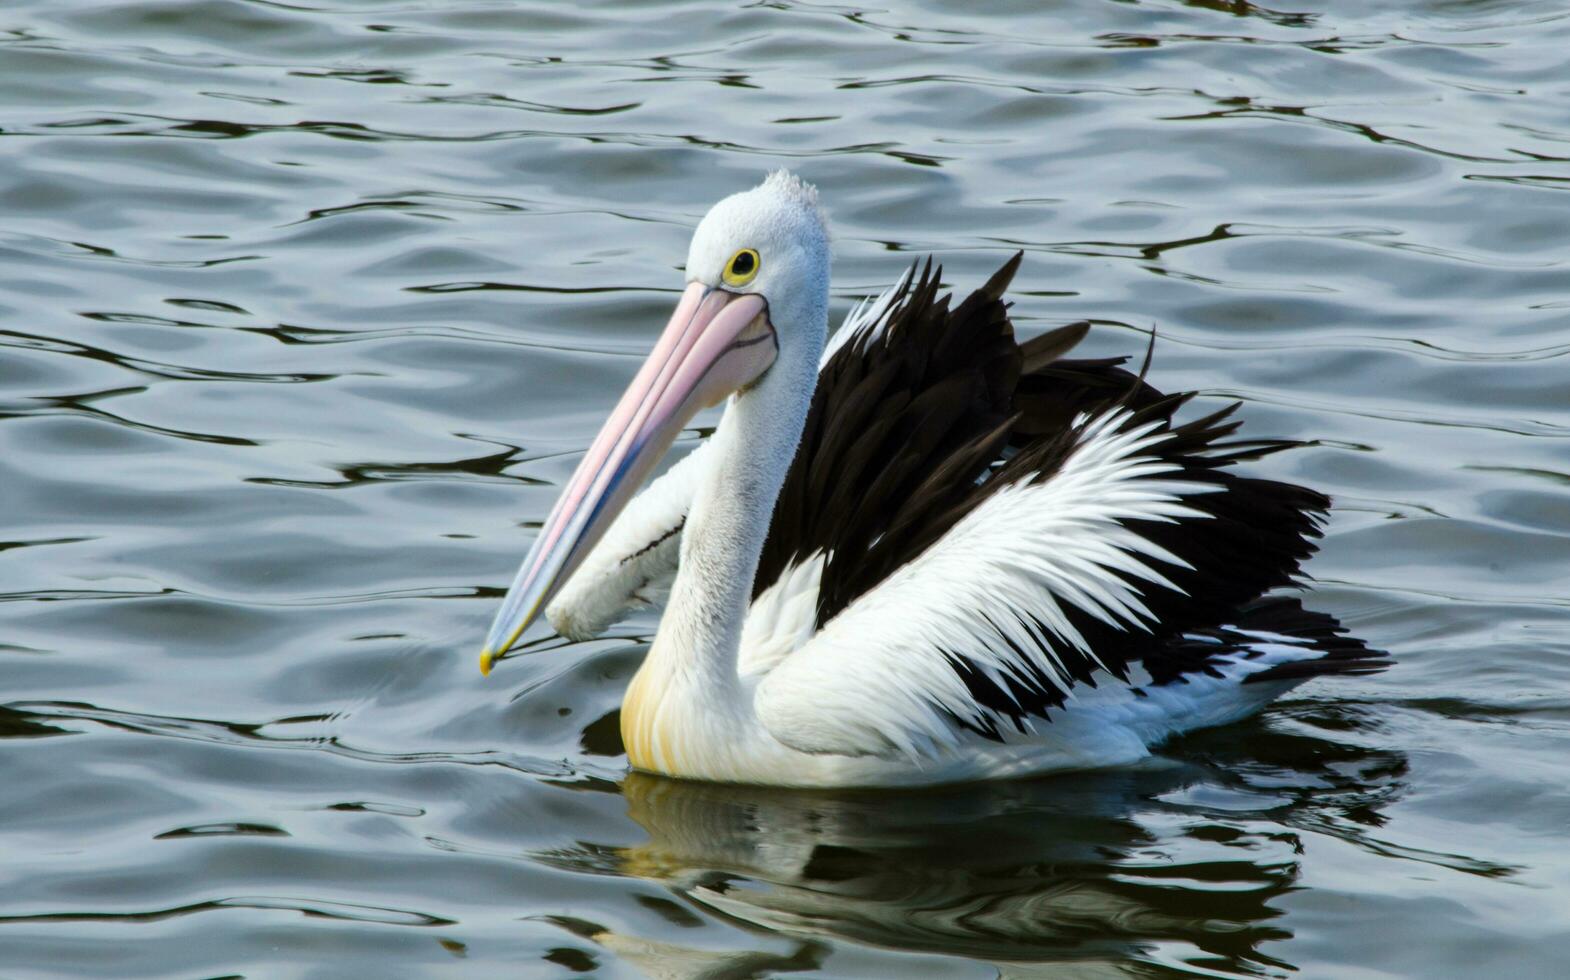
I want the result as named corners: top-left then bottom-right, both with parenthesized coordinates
top-left (738, 552), bottom-right (825, 677)
top-left (821, 266), bottom-right (913, 366)
top-left (546, 438), bottom-right (714, 640)
top-left (754, 409), bottom-right (1222, 759)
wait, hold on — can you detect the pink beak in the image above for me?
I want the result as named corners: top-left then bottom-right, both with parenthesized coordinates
top-left (480, 283), bottom-right (777, 673)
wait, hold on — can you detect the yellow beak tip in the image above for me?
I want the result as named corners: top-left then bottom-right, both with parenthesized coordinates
top-left (479, 649), bottom-right (495, 676)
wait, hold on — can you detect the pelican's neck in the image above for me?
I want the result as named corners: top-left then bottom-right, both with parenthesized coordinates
top-left (651, 345), bottom-right (818, 694)
top-left (621, 301), bottom-right (823, 789)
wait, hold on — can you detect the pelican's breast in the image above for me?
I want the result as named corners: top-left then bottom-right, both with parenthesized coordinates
top-left (621, 660), bottom-right (667, 775)
top-left (620, 656), bottom-right (726, 778)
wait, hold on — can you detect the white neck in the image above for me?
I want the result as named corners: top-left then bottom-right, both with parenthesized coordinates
top-left (658, 337), bottom-right (819, 689)
top-left (621, 311), bottom-right (823, 773)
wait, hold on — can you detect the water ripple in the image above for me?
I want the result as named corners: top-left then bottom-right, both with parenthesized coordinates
top-left (4, 0), bottom-right (1570, 975)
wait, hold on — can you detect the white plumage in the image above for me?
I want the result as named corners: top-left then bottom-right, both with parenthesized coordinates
top-left (546, 438), bottom-right (712, 642)
top-left (754, 409), bottom-right (1220, 760)
top-left (820, 264), bottom-right (912, 366)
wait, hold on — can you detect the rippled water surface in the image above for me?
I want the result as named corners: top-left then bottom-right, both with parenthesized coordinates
top-left (4, 0), bottom-right (1570, 975)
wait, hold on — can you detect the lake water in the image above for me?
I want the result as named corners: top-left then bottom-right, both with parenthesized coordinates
top-left (3, 1), bottom-right (1569, 976)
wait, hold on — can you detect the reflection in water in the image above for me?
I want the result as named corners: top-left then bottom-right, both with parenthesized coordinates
top-left (544, 710), bottom-right (1426, 976)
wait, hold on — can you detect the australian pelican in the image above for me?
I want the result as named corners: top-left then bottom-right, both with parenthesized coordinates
top-left (479, 171), bottom-right (1387, 787)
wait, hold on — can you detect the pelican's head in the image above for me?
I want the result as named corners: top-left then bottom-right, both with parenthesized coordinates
top-left (685, 170), bottom-right (830, 350)
top-left (480, 171), bottom-right (830, 672)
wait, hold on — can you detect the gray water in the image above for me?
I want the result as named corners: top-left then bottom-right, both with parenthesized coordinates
top-left (3, 1), bottom-right (1569, 976)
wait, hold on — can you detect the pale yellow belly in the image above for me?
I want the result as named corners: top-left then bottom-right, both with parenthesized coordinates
top-left (619, 665), bottom-right (663, 773)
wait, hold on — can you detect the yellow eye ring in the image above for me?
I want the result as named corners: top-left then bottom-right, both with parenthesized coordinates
top-left (722, 248), bottom-right (761, 287)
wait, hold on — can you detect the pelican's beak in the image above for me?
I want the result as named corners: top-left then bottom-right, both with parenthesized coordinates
top-left (479, 283), bottom-right (777, 674)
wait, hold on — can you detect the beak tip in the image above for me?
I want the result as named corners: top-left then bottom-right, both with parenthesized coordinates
top-left (479, 649), bottom-right (495, 676)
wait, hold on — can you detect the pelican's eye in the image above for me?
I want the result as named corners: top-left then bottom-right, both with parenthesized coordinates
top-left (722, 248), bottom-right (761, 287)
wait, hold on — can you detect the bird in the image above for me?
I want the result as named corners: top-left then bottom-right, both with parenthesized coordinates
top-left (478, 170), bottom-right (1388, 788)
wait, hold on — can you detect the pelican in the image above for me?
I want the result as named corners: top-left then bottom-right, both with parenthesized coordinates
top-left (479, 171), bottom-right (1387, 787)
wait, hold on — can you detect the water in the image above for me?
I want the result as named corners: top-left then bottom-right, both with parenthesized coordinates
top-left (3, 0), bottom-right (1569, 975)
